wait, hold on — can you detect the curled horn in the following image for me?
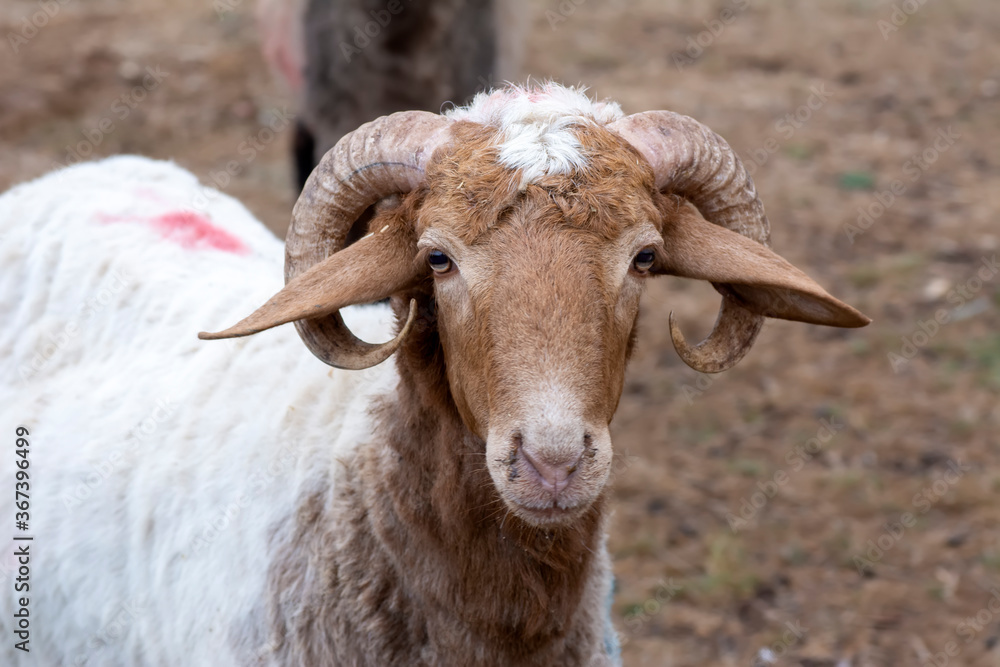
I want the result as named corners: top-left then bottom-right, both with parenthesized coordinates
top-left (285, 111), bottom-right (451, 368)
top-left (200, 111), bottom-right (452, 369)
top-left (609, 111), bottom-right (769, 373)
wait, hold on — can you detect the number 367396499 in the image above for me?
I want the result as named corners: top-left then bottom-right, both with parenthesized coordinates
top-left (15, 426), bottom-right (30, 525)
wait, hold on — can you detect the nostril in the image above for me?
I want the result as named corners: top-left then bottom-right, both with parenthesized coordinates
top-left (518, 444), bottom-right (585, 495)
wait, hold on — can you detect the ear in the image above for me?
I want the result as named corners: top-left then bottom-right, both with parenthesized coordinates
top-left (656, 207), bottom-right (871, 328)
top-left (199, 225), bottom-right (424, 340)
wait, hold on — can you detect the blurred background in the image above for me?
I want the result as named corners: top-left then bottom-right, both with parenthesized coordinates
top-left (2, 0), bottom-right (998, 664)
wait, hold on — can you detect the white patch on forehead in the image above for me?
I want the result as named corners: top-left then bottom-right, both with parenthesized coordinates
top-left (446, 83), bottom-right (624, 187)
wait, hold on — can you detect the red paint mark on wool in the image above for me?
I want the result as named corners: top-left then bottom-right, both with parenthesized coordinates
top-left (96, 210), bottom-right (248, 254)
top-left (151, 211), bottom-right (248, 254)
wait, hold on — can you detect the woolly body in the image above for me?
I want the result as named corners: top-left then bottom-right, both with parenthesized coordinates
top-left (0, 153), bottom-right (620, 665)
top-left (0, 157), bottom-right (395, 664)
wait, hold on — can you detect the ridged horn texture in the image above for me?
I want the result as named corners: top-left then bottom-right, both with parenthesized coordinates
top-left (285, 110), bottom-right (452, 369)
top-left (609, 111), bottom-right (770, 373)
top-left (197, 231), bottom-right (424, 369)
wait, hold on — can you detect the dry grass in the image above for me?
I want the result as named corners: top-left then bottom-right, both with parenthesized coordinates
top-left (2, 0), bottom-right (998, 663)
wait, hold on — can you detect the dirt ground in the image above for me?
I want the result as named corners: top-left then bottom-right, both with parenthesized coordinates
top-left (2, 0), bottom-right (999, 664)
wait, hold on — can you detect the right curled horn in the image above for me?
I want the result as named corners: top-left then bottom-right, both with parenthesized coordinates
top-left (199, 111), bottom-right (452, 369)
top-left (609, 111), bottom-right (868, 372)
top-left (609, 111), bottom-right (769, 373)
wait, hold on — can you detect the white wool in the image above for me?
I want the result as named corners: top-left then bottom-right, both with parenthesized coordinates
top-left (0, 157), bottom-right (397, 666)
top-left (446, 83), bottom-right (624, 186)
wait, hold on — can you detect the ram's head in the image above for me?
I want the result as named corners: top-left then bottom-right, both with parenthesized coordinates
top-left (202, 86), bottom-right (868, 527)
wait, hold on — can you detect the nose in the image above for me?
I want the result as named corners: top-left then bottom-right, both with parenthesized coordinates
top-left (517, 437), bottom-right (587, 498)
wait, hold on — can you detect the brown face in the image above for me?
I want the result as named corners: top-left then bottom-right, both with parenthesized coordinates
top-left (201, 102), bottom-right (871, 531)
top-left (414, 124), bottom-right (662, 527)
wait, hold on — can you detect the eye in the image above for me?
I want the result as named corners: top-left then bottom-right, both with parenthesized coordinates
top-left (633, 248), bottom-right (655, 273)
top-left (427, 249), bottom-right (453, 274)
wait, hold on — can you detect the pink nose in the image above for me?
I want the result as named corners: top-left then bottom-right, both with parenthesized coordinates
top-left (518, 444), bottom-right (584, 497)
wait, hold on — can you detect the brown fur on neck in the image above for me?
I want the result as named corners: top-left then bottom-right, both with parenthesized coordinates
top-left (262, 283), bottom-right (616, 666)
top-left (370, 297), bottom-right (608, 644)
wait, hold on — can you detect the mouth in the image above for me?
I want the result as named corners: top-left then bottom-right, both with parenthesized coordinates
top-left (508, 497), bottom-right (590, 527)
top-left (485, 426), bottom-right (614, 528)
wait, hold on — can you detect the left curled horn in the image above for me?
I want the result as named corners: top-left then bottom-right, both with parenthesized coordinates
top-left (199, 110), bottom-right (453, 369)
top-left (609, 110), bottom-right (770, 373)
top-left (609, 110), bottom-right (868, 373)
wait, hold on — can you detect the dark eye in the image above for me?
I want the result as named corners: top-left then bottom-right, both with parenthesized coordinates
top-left (633, 248), bottom-right (655, 272)
top-left (427, 250), bottom-right (453, 274)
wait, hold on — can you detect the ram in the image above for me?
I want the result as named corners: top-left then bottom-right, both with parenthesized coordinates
top-left (0, 84), bottom-right (868, 666)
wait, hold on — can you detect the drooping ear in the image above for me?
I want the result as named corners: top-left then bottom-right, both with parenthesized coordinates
top-left (657, 207), bottom-right (871, 328)
top-left (199, 224), bottom-right (424, 340)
